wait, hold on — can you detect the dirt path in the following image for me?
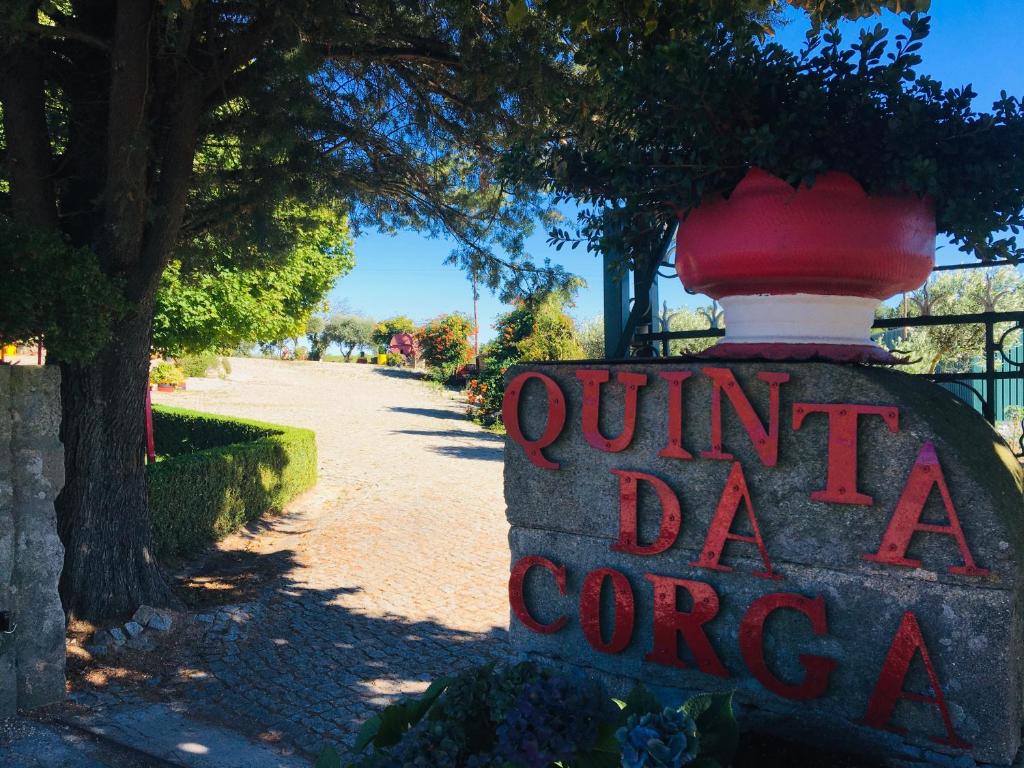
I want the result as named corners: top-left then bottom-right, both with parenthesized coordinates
top-left (136, 359), bottom-right (507, 756)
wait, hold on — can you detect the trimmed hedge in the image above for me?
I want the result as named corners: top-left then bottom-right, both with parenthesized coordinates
top-left (147, 405), bottom-right (317, 560)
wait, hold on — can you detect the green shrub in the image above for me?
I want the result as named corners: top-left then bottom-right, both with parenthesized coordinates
top-left (468, 291), bottom-right (582, 426)
top-left (147, 405), bottom-right (317, 560)
top-left (417, 313), bottom-right (473, 383)
top-left (325, 661), bottom-right (737, 768)
top-left (177, 351), bottom-right (223, 378)
top-left (385, 352), bottom-right (406, 367)
top-left (150, 362), bottom-right (186, 386)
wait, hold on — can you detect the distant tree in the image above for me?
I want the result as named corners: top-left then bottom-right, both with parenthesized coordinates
top-left (306, 316), bottom-right (329, 361)
top-left (576, 316), bottom-right (606, 359)
top-left (328, 315), bottom-right (375, 361)
top-left (468, 290), bottom-right (583, 426)
top-left (514, 292), bottom-right (584, 363)
top-left (660, 303), bottom-right (722, 356)
top-left (372, 316), bottom-right (419, 353)
top-left (885, 268), bottom-right (1024, 373)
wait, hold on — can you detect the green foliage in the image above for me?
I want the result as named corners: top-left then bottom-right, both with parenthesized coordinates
top-left (314, 746), bottom-right (342, 768)
top-left (661, 304), bottom-right (724, 357)
top-left (681, 693), bottom-right (739, 768)
top-left (338, 662), bottom-right (738, 768)
top-left (577, 315), bottom-right (606, 359)
top-left (386, 352), bottom-right (407, 367)
top-left (417, 314), bottom-right (475, 383)
top-left (149, 362), bottom-right (186, 387)
top-left (306, 316), bottom-right (330, 361)
top-left (353, 677), bottom-right (453, 753)
top-left (881, 267), bottom-right (1024, 373)
top-left (152, 204), bottom-right (354, 355)
top-left (325, 314), bottom-right (376, 361)
top-left (176, 352), bottom-right (227, 378)
top-left (0, 216), bottom-right (124, 363)
top-left (506, 6), bottom-right (1024, 265)
top-left (372, 316), bottom-right (419, 353)
top-left (468, 292), bottom-right (583, 426)
top-left (147, 406), bottom-right (317, 560)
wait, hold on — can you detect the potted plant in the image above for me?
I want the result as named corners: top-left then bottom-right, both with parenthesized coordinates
top-left (150, 362), bottom-right (186, 392)
top-left (523, 9), bottom-right (1024, 361)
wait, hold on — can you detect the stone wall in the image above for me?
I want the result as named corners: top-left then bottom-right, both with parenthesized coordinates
top-left (0, 365), bottom-right (66, 716)
top-left (505, 361), bottom-right (1024, 766)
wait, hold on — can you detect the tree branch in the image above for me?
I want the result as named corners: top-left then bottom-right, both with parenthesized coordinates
top-left (0, 30), bottom-right (60, 229)
top-left (10, 20), bottom-right (110, 52)
top-left (323, 43), bottom-right (460, 66)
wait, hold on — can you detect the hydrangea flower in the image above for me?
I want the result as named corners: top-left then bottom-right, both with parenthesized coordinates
top-left (616, 708), bottom-right (700, 768)
top-left (490, 671), bottom-right (608, 768)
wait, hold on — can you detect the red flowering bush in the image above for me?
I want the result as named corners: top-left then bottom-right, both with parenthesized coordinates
top-left (417, 313), bottom-right (474, 383)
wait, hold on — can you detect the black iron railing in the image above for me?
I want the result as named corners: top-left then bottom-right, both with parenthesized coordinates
top-left (631, 300), bottom-right (1024, 458)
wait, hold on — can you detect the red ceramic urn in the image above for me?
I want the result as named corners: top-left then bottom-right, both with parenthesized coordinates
top-left (675, 168), bottom-right (935, 362)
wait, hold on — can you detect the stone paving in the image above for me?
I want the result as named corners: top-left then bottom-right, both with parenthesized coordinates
top-left (72, 359), bottom-right (510, 760)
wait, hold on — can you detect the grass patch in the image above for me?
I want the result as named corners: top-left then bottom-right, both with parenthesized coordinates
top-left (148, 405), bottom-right (317, 561)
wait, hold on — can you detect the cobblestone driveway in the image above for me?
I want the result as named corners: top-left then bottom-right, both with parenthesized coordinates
top-left (133, 359), bottom-right (508, 756)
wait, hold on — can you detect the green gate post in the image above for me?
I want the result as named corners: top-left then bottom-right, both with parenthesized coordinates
top-left (603, 248), bottom-right (630, 359)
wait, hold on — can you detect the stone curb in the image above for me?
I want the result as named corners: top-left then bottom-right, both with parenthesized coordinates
top-left (58, 701), bottom-right (311, 768)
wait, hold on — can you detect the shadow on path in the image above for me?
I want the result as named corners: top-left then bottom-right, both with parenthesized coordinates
top-left (428, 444), bottom-right (503, 461)
top-left (73, 546), bottom-right (508, 761)
top-left (392, 428), bottom-right (502, 442)
top-left (387, 406), bottom-right (467, 421)
top-left (372, 368), bottom-right (426, 382)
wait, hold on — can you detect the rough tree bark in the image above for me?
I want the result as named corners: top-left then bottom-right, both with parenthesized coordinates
top-left (56, 304), bottom-right (178, 619)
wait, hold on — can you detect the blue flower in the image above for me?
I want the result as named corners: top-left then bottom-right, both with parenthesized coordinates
top-left (491, 672), bottom-right (608, 768)
top-left (616, 708), bottom-right (700, 768)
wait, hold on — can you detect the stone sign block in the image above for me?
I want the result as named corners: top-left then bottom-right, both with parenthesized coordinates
top-left (503, 361), bottom-right (1024, 766)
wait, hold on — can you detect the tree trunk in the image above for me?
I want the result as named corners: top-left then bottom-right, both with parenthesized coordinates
top-left (55, 303), bottom-right (177, 621)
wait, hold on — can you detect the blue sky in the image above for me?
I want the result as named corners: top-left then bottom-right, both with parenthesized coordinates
top-left (328, 1), bottom-right (1024, 341)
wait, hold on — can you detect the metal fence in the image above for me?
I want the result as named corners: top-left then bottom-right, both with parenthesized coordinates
top-left (631, 304), bottom-right (1024, 458)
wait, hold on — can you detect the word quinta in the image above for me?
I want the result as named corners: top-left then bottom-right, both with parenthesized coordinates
top-left (502, 366), bottom-right (995, 752)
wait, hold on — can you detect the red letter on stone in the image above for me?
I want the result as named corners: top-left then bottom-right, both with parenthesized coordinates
top-left (580, 568), bottom-right (635, 654)
top-left (863, 611), bottom-right (970, 748)
top-left (509, 556), bottom-right (568, 635)
top-left (644, 575), bottom-right (728, 677)
top-left (792, 403), bottom-right (899, 505)
top-left (739, 593), bottom-right (837, 700)
top-left (503, 372), bottom-right (566, 470)
top-left (577, 369), bottom-right (648, 452)
top-left (864, 442), bottom-right (988, 577)
top-left (701, 367), bottom-right (789, 467)
top-left (659, 371), bottom-right (694, 460)
top-left (691, 462), bottom-right (780, 580)
top-left (611, 470), bottom-right (682, 556)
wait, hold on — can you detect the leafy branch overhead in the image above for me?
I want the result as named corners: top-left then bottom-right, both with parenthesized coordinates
top-left (502, 1), bottom-right (1022, 264)
top-left (0, 0), bottom-right (578, 353)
